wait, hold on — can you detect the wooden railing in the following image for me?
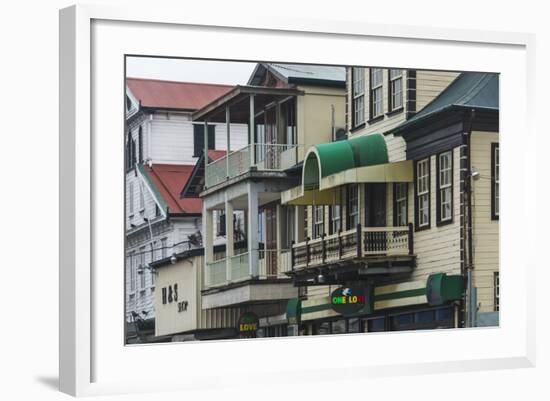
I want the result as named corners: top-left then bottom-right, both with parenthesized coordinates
top-left (205, 143), bottom-right (300, 188)
top-left (291, 223), bottom-right (414, 270)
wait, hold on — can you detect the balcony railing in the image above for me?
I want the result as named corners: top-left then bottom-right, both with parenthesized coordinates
top-left (205, 143), bottom-right (300, 188)
top-left (204, 248), bottom-right (291, 289)
top-left (291, 224), bottom-right (414, 271)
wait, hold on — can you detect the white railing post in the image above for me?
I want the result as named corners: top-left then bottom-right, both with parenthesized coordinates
top-left (249, 94), bottom-right (255, 167)
top-left (247, 182), bottom-right (259, 278)
top-left (225, 199), bottom-right (233, 282)
top-left (225, 105), bottom-right (230, 179)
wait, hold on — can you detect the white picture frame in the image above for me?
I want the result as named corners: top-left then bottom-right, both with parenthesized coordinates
top-left (59, 4), bottom-right (536, 397)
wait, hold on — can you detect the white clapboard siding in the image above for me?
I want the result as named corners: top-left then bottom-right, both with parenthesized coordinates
top-left (150, 117), bottom-right (249, 165)
top-left (470, 131), bottom-right (499, 313)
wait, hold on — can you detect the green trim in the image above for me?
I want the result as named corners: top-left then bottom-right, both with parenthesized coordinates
top-left (286, 298), bottom-right (302, 325)
top-left (302, 134), bottom-right (389, 191)
top-left (302, 303), bottom-right (331, 314)
top-left (374, 287), bottom-right (426, 302)
top-left (137, 164), bottom-right (168, 211)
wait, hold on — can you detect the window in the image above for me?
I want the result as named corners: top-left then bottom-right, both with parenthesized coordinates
top-left (161, 238), bottom-right (168, 259)
top-left (494, 272), bottom-right (500, 311)
top-left (126, 131), bottom-right (134, 171)
top-left (492, 143), bottom-right (499, 219)
top-left (393, 183), bottom-right (408, 226)
top-left (139, 186), bottom-right (145, 212)
top-left (139, 247), bottom-right (146, 290)
top-left (282, 98), bottom-right (297, 145)
top-left (346, 185), bottom-right (359, 229)
top-left (155, 204), bottom-right (161, 217)
top-left (283, 207), bottom-right (295, 248)
top-left (150, 243), bottom-right (156, 286)
top-left (416, 158), bottom-right (430, 229)
top-left (126, 95), bottom-right (132, 112)
top-left (369, 68), bottom-right (383, 119)
top-left (389, 69), bottom-right (403, 111)
top-left (217, 210), bottom-right (226, 236)
top-left (129, 182), bottom-right (134, 216)
top-left (138, 126), bottom-right (143, 163)
top-left (193, 123), bottom-right (216, 157)
top-left (303, 206), bottom-right (309, 240)
top-left (313, 205), bottom-right (325, 239)
top-left (351, 67), bottom-right (365, 127)
top-left (129, 251), bottom-right (136, 293)
top-left (329, 204), bottom-right (341, 234)
top-left (437, 151), bottom-right (453, 223)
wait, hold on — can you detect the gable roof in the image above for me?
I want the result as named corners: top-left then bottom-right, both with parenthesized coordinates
top-left (391, 72), bottom-right (499, 135)
top-left (140, 164), bottom-right (202, 214)
top-left (126, 78), bottom-right (234, 111)
top-left (248, 63), bottom-right (346, 87)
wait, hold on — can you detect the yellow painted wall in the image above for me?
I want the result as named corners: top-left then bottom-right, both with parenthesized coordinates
top-left (407, 147), bottom-right (463, 283)
top-left (155, 254), bottom-right (244, 337)
top-left (296, 85), bottom-right (346, 162)
top-left (470, 131), bottom-right (499, 313)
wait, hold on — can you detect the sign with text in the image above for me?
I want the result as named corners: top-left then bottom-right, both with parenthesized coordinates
top-left (331, 286), bottom-right (371, 315)
top-left (237, 312), bottom-right (259, 333)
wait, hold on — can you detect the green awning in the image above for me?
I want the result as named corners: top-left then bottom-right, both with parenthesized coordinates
top-left (302, 134), bottom-right (389, 191)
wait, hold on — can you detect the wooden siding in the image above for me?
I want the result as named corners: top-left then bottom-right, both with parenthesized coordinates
top-left (408, 147), bottom-right (462, 282)
top-left (470, 131), bottom-right (499, 313)
top-left (150, 118), bottom-right (248, 165)
top-left (415, 70), bottom-right (459, 111)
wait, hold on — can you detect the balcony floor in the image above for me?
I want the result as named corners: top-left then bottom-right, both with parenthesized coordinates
top-left (201, 279), bottom-right (297, 309)
top-left (287, 255), bottom-right (417, 286)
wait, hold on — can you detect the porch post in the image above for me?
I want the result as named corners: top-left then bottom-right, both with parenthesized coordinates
top-left (249, 94), bottom-right (255, 166)
top-left (203, 205), bottom-right (214, 287)
top-left (225, 105), bottom-right (230, 178)
top-left (204, 119), bottom-right (209, 187)
top-left (225, 197), bottom-right (234, 281)
top-left (276, 203), bottom-right (282, 276)
top-left (247, 182), bottom-right (259, 277)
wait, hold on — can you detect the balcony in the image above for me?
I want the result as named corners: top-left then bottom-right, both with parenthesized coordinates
top-left (205, 143), bottom-right (300, 188)
top-left (205, 249), bottom-right (292, 289)
top-left (289, 224), bottom-right (415, 283)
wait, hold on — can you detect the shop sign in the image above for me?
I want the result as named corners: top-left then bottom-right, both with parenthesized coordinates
top-left (331, 286), bottom-right (371, 315)
top-left (237, 312), bottom-right (259, 333)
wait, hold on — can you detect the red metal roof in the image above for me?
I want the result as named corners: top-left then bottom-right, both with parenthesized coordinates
top-left (127, 78), bottom-right (234, 111)
top-left (143, 164), bottom-right (202, 214)
top-left (207, 150), bottom-right (227, 161)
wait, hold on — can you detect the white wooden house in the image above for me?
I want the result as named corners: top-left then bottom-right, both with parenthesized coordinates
top-left (124, 78), bottom-right (248, 342)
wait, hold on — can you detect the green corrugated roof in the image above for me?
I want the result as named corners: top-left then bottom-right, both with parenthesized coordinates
top-left (392, 72), bottom-right (499, 135)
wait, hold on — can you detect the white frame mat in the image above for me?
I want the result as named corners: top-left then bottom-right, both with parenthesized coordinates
top-left (59, 4), bottom-right (536, 397)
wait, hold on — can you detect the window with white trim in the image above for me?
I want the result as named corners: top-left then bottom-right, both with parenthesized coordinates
top-left (330, 204), bottom-right (341, 234)
top-left (370, 68), bottom-right (383, 119)
top-left (347, 185), bottom-right (359, 229)
top-left (394, 183), bottom-right (408, 226)
top-left (416, 158), bottom-right (430, 228)
top-left (389, 69), bottom-right (403, 111)
top-left (161, 238), bottom-right (168, 259)
top-left (438, 151), bottom-right (453, 223)
top-left (352, 67), bottom-right (365, 127)
top-left (313, 205), bottom-right (325, 239)
top-left (139, 246), bottom-right (146, 290)
top-left (129, 251), bottom-right (136, 293)
top-left (139, 185), bottom-right (145, 212)
top-left (129, 181), bottom-right (134, 216)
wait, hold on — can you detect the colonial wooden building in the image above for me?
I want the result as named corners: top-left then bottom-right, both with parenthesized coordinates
top-left (124, 78), bottom-right (247, 342)
top-left (281, 69), bottom-right (499, 333)
top-left (150, 66), bottom-right (499, 341)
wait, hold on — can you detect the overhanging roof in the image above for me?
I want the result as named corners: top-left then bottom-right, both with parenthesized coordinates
top-left (282, 134), bottom-right (412, 205)
top-left (390, 72), bottom-right (499, 136)
top-left (192, 85), bottom-right (304, 123)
